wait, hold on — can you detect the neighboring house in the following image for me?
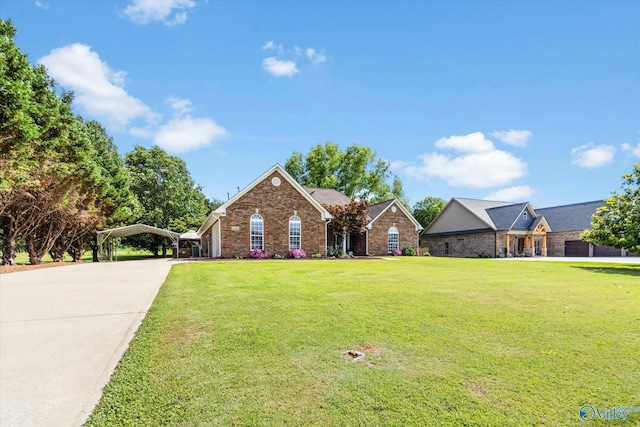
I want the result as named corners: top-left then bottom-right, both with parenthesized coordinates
top-left (421, 198), bottom-right (635, 258)
top-left (198, 164), bottom-right (422, 258)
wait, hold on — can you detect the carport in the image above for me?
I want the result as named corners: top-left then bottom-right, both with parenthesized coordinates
top-left (97, 224), bottom-right (181, 260)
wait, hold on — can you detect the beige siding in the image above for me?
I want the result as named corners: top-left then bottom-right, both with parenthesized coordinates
top-left (426, 201), bottom-right (491, 234)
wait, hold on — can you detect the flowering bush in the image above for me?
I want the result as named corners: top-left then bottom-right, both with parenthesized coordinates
top-left (392, 249), bottom-right (402, 256)
top-left (250, 248), bottom-right (269, 259)
top-left (289, 248), bottom-right (306, 258)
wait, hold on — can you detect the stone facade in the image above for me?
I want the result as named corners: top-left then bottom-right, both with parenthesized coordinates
top-left (219, 171), bottom-right (327, 258)
top-left (367, 205), bottom-right (420, 255)
top-left (546, 231), bottom-right (583, 257)
top-left (422, 232), bottom-right (499, 258)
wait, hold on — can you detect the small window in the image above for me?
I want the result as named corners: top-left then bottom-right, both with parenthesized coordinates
top-left (388, 226), bottom-right (399, 253)
top-left (444, 242), bottom-right (450, 255)
top-left (289, 216), bottom-right (301, 250)
top-left (523, 211), bottom-right (528, 221)
top-left (250, 214), bottom-right (264, 250)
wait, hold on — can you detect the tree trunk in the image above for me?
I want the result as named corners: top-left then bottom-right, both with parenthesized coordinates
top-left (162, 244), bottom-right (167, 257)
top-left (49, 242), bottom-right (66, 262)
top-left (26, 236), bottom-right (43, 265)
top-left (1, 217), bottom-right (17, 266)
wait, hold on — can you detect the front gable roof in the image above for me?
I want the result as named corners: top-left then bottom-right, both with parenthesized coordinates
top-left (423, 197), bottom-right (603, 237)
top-left (198, 164), bottom-right (333, 234)
top-left (367, 199), bottom-right (423, 231)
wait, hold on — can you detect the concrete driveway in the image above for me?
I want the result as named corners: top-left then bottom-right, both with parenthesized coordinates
top-left (0, 258), bottom-right (174, 427)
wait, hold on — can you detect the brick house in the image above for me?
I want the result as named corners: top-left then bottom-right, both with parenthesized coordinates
top-left (197, 164), bottom-right (422, 258)
top-left (421, 198), bottom-right (635, 258)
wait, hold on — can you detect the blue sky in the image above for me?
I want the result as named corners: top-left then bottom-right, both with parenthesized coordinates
top-left (4, 0), bottom-right (639, 207)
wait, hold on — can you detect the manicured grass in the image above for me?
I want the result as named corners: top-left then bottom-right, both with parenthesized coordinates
top-left (85, 258), bottom-right (640, 426)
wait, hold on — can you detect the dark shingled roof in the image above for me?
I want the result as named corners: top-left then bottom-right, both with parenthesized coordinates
top-left (368, 200), bottom-right (395, 222)
top-left (486, 203), bottom-right (529, 231)
top-left (304, 187), bottom-right (352, 206)
top-left (534, 200), bottom-right (604, 232)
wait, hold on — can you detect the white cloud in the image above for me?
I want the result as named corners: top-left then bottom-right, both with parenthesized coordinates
top-left (403, 132), bottom-right (527, 188)
top-left (262, 57), bottom-right (298, 77)
top-left (154, 116), bottom-right (228, 153)
top-left (35, 0), bottom-right (48, 9)
top-left (38, 43), bottom-right (159, 129)
top-left (166, 96), bottom-right (193, 117)
top-left (490, 129), bottom-right (532, 147)
top-left (123, 0), bottom-right (195, 26)
top-left (571, 143), bottom-right (615, 168)
top-left (485, 185), bottom-right (537, 202)
top-left (434, 132), bottom-right (495, 153)
top-left (622, 142), bottom-right (640, 157)
top-left (262, 40), bottom-right (284, 55)
top-left (306, 48), bottom-right (327, 65)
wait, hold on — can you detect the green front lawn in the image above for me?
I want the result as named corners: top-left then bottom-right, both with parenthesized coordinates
top-left (85, 258), bottom-right (640, 426)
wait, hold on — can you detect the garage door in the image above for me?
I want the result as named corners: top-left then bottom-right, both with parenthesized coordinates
top-left (565, 240), bottom-right (589, 257)
top-left (593, 245), bottom-right (621, 257)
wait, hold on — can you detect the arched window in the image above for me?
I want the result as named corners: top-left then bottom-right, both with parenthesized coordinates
top-left (289, 216), bottom-right (301, 250)
top-left (250, 214), bottom-right (264, 250)
top-left (388, 226), bottom-right (399, 253)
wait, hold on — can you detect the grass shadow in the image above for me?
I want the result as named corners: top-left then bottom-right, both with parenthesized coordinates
top-left (571, 265), bottom-right (640, 277)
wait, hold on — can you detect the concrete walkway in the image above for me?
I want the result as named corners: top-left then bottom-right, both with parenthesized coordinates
top-left (0, 258), bottom-right (174, 427)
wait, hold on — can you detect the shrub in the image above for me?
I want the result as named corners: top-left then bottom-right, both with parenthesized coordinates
top-left (232, 254), bottom-right (243, 259)
top-left (402, 247), bottom-right (417, 256)
top-left (311, 253), bottom-right (323, 258)
top-left (271, 253), bottom-right (285, 259)
top-left (423, 252), bottom-right (431, 256)
top-left (289, 248), bottom-right (306, 258)
top-left (391, 249), bottom-right (402, 256)
top-left (327, 248), bottom-right (345, 258)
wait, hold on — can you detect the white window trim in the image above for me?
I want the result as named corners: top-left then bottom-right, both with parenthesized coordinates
top-left (388, 226), bottom-right (399, 253)
top-left (250, 214), bottom-right (264, 250)
top-left (289, 216), bottom-right (301, 250)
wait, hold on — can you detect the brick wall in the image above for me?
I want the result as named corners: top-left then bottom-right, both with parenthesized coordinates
top-left (220, 171), bottom-right (327, 258)
top-left (368, 204), bottom-right (419, 255)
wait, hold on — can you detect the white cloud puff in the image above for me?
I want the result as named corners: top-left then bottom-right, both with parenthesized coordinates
top-left (35, 0), bottom-right (48, 9)
top-left (490, 130), bottom-right (532, 147)
top-left (622, 142), bottom-right (640, 157)
top-left (154, 116), bottom-right (228, 153)
top-left (434, 132), bottom-right (495, 153)
top-left (38, 43), bottom-right (159, 129)
top-left (306, 48), bottom-right (327, 65)
top-left (403, 132), bottom-right (528, 188)
top-left (166, 96), bottom-right (193, 117)
top-left (571, 143), bottom-right (615, 168)
top-left (262, 57), bottom-right (298, 77)
top-left (485, 185), bottom-right (537, 202)
top-left (123, 0), bottom-right (195, 26)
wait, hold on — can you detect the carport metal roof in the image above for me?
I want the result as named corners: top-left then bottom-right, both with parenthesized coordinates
top-left (98, 224), bottom-right (180, 242)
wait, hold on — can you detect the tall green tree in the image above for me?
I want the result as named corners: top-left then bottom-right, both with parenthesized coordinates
top-left (412, 196), bottom-right (446, 228)
top-left (285, 142), bottom-right (394, 201)
top-left (1, 19), bottom-right (134, 264)
top-left (582, 163), bottom-right (640, 254)
top-left (125, 146), bottom-right (210, 256)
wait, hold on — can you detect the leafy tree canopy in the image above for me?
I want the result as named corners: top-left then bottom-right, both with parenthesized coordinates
top-left (412, 196), bottom-right (446, 228)
top-left (284, 142), bottom-right (396, 202)
top-left (124, 146), bottom-right (211, 255)
top-left (582, 163), bottom-right (640, 254)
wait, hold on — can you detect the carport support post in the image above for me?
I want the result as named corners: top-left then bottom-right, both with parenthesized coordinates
top-left (177, 237), bottom-right (179, 259)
